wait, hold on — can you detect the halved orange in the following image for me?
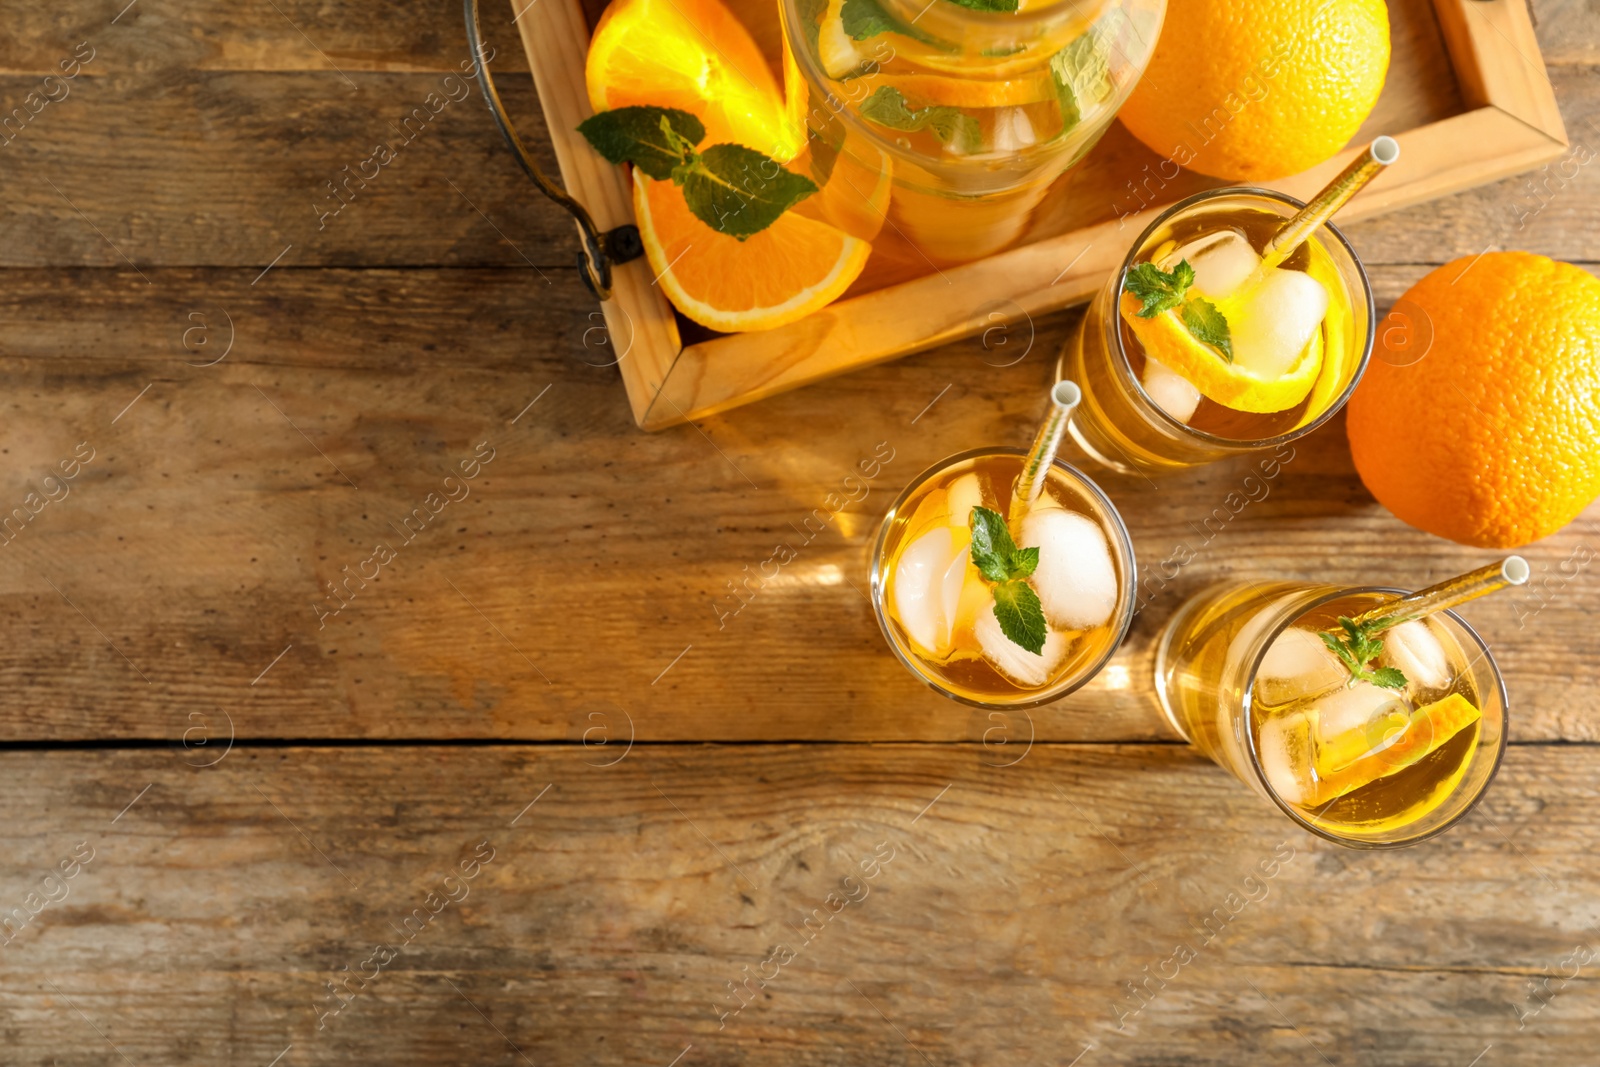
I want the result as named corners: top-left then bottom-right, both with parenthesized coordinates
top-left (633, 171), bottom-right (869, 333)
top-left (586, 0), bottom-right (802, 160)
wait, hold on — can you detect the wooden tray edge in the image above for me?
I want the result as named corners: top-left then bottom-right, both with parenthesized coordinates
top-left (513, 0), bottom-right (1568, 432)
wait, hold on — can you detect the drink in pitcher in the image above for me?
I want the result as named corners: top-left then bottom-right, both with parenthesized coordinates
top-left (1063, 187), bottom-right (1375, 474)
top-left (871, 445), bottom-right (1135, 706)
top-left (1154, 568), bottom-right (1518, 847)
top-left (780, 0), bottom-right (1164, 263)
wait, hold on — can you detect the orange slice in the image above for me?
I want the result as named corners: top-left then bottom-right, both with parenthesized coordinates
top-left (633, 171), bottom-right (869, 333)
top-left (586, 0), bottom-right (802, 160)
top-left (1305, 692), bottom-right (1482, 807)
top-left (868, 72), bottom-right (1056, 109)
top-left (1120, 290), bottom-right (1324, 414)
top-left (1295, 249), bottom-right (1354, 427)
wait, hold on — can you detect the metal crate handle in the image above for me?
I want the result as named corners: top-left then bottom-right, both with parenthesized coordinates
top-left (464, 0), bottom-right (643, 300)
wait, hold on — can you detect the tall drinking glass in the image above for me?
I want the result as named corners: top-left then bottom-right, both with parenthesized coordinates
top-left (1154, 580), bottom-right (1508, 848)
top-left (1062, 187), bottom-right (1375, 475)
top-left (870, 447), bottom-right (1136, 708)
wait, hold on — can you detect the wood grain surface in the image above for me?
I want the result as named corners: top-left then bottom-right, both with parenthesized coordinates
top-left (0, 745), bottom-right (1596, 1066)
top-left (1, 0), bottom-right (1597, 1062)
top-left (0, 261), bottom-right (1592, 743)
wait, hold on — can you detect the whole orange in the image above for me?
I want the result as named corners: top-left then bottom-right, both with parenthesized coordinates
top-left (1346, 252), bottom-right (1600, 549)
top-left (1119, 0), bottom-right (1390, 182)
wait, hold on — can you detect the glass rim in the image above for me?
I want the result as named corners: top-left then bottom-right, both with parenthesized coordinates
top-left (869, 446), bottom-right (1138, 709)
top-left (1108, 185), bottom-right (1377, 452)
top-left (777, 0), bottom-right (1128, 177)
top-left (1239, 584), bottom-right (1510, 850)
top-left (880, 0), bottom-right (1115, 35)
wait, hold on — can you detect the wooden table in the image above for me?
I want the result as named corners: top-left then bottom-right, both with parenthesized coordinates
top-left (1, 1), bottom-right (1596, 1063)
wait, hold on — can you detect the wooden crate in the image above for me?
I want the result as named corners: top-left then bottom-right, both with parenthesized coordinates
top-left (514, 0), bottom-right (1566, 430)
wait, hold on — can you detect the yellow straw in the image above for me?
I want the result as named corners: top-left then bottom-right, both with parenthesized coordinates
top-left (1008, 380), bottom-right (1081, 535)
top-left (1351, 556), bottom-right (1530, 634)
top-left (1259, 136), bottom-right (1400, 271)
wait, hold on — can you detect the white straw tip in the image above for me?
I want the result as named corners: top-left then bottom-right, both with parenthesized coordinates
top-left (1501, 555), bottom-right (1530, 586)
top-left (1052, 379), bottom-right (1082, 410)
top-left (1370, 136), bottom-right (1400, 166)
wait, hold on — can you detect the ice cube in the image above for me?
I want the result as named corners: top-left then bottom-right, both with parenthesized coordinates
top-left (991, 107), bottom-right (1037, 152)
top-left (819, 0), bottom-right (866, 78)
top-left (939, 535), bottom-right (972, 648)
top-left (1255, 627), bottom-right (1346, 706)
top-left (1018, 509), bottom-right (1117, 631)
top-left (1381, 619), bottom-right (1453, 692)
top-left (1258, 712), bottom-right (1313, 806)
top-left (1308, 681), bottom-right (1415, 777)
top-left (951, 561), bottom-right (992, 636)
top-left (974, 608), bottom-right (1069, 688)
top-left (1314, 681), bottom-right (1409, 738)
top-left (946, 474), bottom-right (983, 531)
top-left (1142, 355), bottom-right (1202, 423)
top-left (894, 526), bottom-right (958, 652)
top-left (1160, 230), bottom-right (1260, 300)
top-left (1229, 267), bottom-right (1329, 378)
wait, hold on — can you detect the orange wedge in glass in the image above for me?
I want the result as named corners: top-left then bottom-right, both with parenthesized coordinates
top-left (1301, 692), bottom-right (1482, 807)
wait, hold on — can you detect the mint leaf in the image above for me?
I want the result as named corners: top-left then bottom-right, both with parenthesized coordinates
top-left (1050, 29), bottom-right (1112, 132)
top-left (576, 106), bottom-right (705, 181)
top-left (1320, 616), bottom-right (1409, 690)
top-left (1181, 297), bottom-right (1233, 361)
top-left (968, 505), bottom-right (1019, 583)
top-left (944, 0), bottom-right (1018, 11)
top-left (993, 580), bottom-right (1046, 654)
top-left (1370, 666), bottom-right (1409, 691)
top-left (1124, 259), bottom-right (1194, 318)
top-left (840, 0), bottom-right (942, 43)
top-left (1319, 629), bottom-right (1359, 674)
top-left (859, 86), bottom-right (980, 154)
top-left (969, 506), bottom-right (1049, 655)
top-left (796, 0), bottom-right (826, 54)
top-left (678, 144), bottom-right (818, 239)
top-left (808, 127), bottom-right (841, 186)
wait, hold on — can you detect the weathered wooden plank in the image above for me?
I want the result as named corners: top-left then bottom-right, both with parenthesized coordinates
top-left (0, 67), bottom-right (573, 269)
top-left (0, 743), bottom-right (1593, 1065)
top-left (0, 0), bottom-right (1588, 76)
top-left (0, 28), bottom-right (1593, 270)
top-left (1530, 0), bottom-right (1600, 66)
top-left (0, 0), bottom-right (527, 74)
top-left (0, 266), bottom-right (1592, 743)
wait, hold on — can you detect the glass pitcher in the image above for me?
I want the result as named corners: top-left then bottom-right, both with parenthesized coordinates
top-left (779, 0), bottom-right (1165, 265)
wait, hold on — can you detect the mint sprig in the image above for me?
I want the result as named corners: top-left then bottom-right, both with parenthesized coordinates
top-left (678, 144), bottom-right (820, 238)
top-left (577, 106), bottom-right (817, 240)
top-left (1125, 259), bottom-right (1194, 318)
top-left (1181, 297), bottom-right (1232, 361)
top-left (577, 106), bottom-right (705, 181)
top-left (859, 87), bottom-right (981, 154)
top-left (943, 0), bottom-right (1019, 11)
top-left (969, 506), bottom-right (1047, 655)
top-left (1319, 617), bottom-right (1409, 691)
top-left (1051, 29), bottom-right (1112, 133)
top-left (1126, 258), bottom-right (1235, 359)
top-left (840, 0), bottom-right (940, 44)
